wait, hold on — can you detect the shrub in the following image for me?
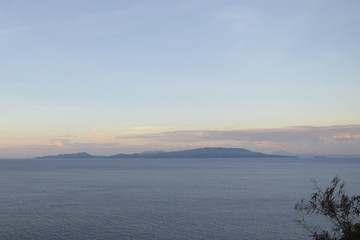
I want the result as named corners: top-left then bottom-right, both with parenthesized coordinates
top-left (295, 177), bottom-right (360, 240)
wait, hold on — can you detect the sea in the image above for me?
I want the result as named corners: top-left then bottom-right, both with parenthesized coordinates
top-left (0, 157), bottom-right (359, 240)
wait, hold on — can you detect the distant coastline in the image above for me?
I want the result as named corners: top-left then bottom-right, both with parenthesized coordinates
top-left (36, 147), bottom-right (297, 159)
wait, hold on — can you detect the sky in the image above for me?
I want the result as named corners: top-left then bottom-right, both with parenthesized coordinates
top-left (1, 0), bottom-right (360, 158)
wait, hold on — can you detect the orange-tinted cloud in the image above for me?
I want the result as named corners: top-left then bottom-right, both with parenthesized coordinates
top-left (1, 125), bottom-right (360, 158)
top-left (115, 125), bottom-right (360, 155)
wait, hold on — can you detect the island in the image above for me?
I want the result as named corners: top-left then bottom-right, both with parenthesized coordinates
top-left (37, 147), bottom-right (296, 159)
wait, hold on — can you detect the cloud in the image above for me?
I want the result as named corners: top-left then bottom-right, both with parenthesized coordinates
top-left (48, 138), bottom-right (71, 148)
top-left (321, 134), bottom-right (360, 141)
top-left (0, 141), bottom-right (127, 158)
top-left (118, 125), bottom-right (360, 142)
top-left (116, 125), bottom-right (360, 155)
top-left (1, 125), bottom-right (359, 158)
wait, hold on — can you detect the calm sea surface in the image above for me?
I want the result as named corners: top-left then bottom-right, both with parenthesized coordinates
top-left (0, 157), bottom-right (359, 240)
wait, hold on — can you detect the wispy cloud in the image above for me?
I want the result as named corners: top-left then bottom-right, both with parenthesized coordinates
top-left (118, 125), bottom-right (360, 141)
top-left (1, 125), bottom-right (359, 158)
top-left (116, 125), bottom-right (360, 155)
top-left (0, 141), bottom-right (125, 158)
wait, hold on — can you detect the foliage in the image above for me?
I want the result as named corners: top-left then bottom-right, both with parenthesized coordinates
top-left (295, 177), bottom-right (360, 240)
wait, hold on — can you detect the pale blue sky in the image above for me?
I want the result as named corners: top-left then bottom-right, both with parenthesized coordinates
top-left (1, 0), bottom-right (360, 157)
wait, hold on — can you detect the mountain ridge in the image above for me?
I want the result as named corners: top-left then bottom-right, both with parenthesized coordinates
top-left (37, 152), bottom-right (94, 159)
top-left (37, 147), bottom-right (296, 159)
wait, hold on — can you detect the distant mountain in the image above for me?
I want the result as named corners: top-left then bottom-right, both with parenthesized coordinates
top-left (37, 152), bottom-right (95, 159)
top-left (140, 151), bottom-right (165, 154)
top-left (36, 148), bottom-right (296, 159)
top-left (272, 150), bottom-right (296, 156)
top-left (108, 147), bottom-right (296, 158)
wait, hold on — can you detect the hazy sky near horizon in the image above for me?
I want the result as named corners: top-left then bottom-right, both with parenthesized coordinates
top-left (1, 0), bottom-right (360, 157)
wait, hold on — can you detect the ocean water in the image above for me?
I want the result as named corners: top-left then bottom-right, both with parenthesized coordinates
top-left (0, 157), bottom-right (359, 240)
